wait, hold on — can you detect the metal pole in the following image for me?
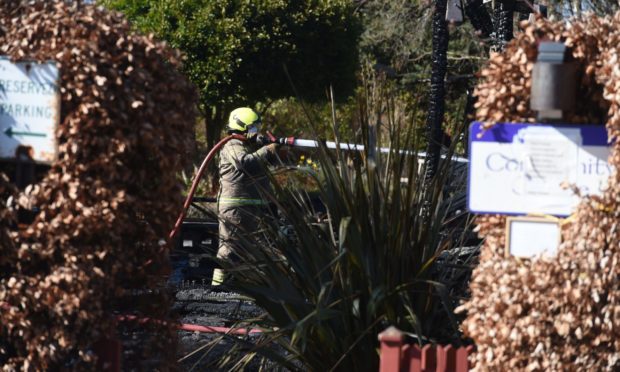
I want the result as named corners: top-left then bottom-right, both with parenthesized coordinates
top-left (424, 0), bottom-right (450, 181)
top-left (493, 0), bottom-right (514, 51)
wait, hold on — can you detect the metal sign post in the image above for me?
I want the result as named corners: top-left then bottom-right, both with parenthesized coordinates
top-left (0, 58), bottom-right (60, 163)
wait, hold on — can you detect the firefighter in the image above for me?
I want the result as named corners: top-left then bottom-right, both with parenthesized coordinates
top-left (212, 107), bottom-right (279, 286)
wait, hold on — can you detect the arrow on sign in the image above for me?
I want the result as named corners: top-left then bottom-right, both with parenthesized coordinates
top-left (4, 127), bottom-right (46, 138)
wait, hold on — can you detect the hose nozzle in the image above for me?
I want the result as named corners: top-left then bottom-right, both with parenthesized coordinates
top-left (256, 131), bottom-right (295, 146)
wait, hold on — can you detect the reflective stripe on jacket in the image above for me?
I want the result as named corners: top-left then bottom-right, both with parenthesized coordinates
top-left (218, 197), bottom-right (268, 206)
top-left (217, 138), bottom-right (277, 209)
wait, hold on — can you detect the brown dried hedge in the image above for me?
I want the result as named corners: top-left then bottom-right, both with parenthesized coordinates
top-left (0, 1), bottom-right (196, 370)
top-left (460, 13), bottom-right (620, 371)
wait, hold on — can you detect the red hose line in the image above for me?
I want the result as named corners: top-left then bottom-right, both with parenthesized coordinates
top-left (117, 314), bottom-right (262, 334)
top-left (169, 134), bottom-right (247, 240)
top-left (179, 323), bottom-right (262, 335)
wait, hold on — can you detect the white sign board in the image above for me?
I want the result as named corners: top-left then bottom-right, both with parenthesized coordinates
top-left (445, 0), bottom-right (463, 23)
top-left (0, 58), bottom-right (60, 162)
top-left (468, 122), bottom-right (612, 216)
top-left (506, 217), bottom-right (560, 259)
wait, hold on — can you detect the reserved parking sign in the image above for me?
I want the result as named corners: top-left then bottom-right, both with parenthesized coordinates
top-left (468, 122), bottom-right (612, 216)
top-left (0, 58), bottom-right (60, 162)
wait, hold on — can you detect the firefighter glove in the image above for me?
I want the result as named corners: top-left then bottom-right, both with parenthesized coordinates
top-left (253, 134), bottom-right (273, 147)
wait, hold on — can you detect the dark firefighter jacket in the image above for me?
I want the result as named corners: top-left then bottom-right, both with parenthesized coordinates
top-left (217, 138), bottom-right (278, 208)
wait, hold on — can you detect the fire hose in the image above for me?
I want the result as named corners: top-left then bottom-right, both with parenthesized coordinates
top-left (168, 132), bottom-right (295, 240)
top-left (169, 133), bottom-right (246, 240)
top-left (117, 314), bottom-right (262, 335)
top-left (168, 132), bottom-right (468, 240)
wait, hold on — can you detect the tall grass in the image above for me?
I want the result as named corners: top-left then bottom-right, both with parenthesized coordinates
top-left (205, 86), bottom-right (473, 371)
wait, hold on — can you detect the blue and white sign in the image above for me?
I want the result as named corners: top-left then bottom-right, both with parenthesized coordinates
top-left (468, 122), bottom-right (612, 216)
top-left (0, 58), bottom-right (60, 162)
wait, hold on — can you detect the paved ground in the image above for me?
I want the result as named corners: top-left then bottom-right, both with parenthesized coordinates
top-left (174, 283), bottom-right (264, 370)
top-left (116, 250), bottom-right (267, 371)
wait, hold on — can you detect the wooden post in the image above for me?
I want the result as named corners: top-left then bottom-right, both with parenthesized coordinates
top-left (421, 344), bottom-right (436, 371)
top-left (378, 326), bottom-right (405, 372)
top-left (403, 344), bottom-right (422, 372)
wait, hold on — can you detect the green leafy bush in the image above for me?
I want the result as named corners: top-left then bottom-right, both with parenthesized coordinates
top-left (102, 0), bottom-right (362, 151)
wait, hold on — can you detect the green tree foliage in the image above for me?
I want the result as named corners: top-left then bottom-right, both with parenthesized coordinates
top-left (356, 1), bottom-right (486, 155)
top-left (359, 0), bottom-right (433, 71)
top-left (102, 0), bottom-right (361, 150)
top-left (358, 1), bottom-right (486, 79)
top-left (544, 0), bottom-right (618, 18)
